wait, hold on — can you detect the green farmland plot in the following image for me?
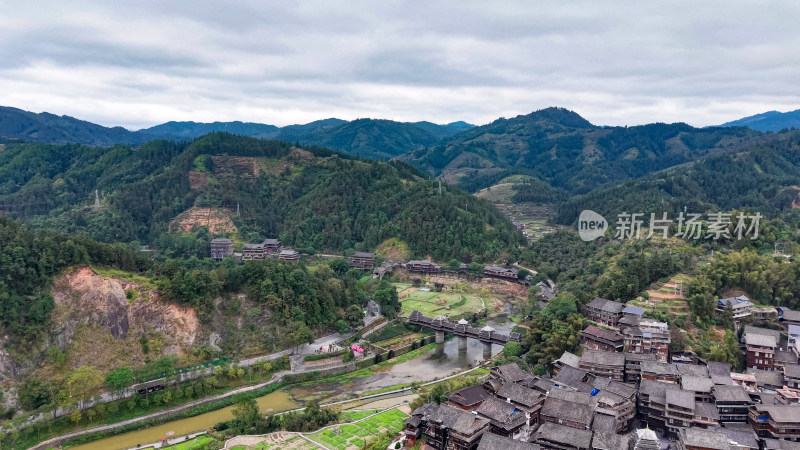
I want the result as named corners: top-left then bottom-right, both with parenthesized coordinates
top-left (395, 283), bottom-right (486, 317)
top-left (307, 408), bottom-right (408, 450)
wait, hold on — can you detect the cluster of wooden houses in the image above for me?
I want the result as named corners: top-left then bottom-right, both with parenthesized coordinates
top-left (210, 238), bottom-right (298, 263)
top-left (402, 289), bottom-right (800, 449)
top-left (405, 335), bottom-right (800, 449)
top-left (403, 259), bottom-right (525, 282)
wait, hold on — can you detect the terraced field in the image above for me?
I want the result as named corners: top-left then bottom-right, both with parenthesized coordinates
top-left (306, 408), bottom-right (408, 449)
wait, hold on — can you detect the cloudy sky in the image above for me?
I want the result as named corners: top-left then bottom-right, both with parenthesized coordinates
top-left (1, 1), bottom-right (799, 130)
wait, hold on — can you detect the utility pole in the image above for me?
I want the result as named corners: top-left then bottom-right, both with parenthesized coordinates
top-left (438, 179), bottom-right (442, 196)
top-left (237, 203), bottom-right (240, 217)
top-left (93, 189), bottom-right (100, 211)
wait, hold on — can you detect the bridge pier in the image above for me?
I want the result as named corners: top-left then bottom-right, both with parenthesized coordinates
top-left (482, 342), bottom-right (493, 359)
top-left (458, 336), bottom-right (468, 351)
top-left (435, 330), bottom-right (445, 344)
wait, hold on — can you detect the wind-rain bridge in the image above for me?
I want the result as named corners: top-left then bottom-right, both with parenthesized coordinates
top-left (407, 310), bottom-right (522, 359)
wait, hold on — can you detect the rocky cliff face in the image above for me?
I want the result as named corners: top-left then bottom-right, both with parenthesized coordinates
top-left (49, 267), bottom-right (199, 364)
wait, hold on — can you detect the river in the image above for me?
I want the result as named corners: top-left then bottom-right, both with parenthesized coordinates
top-left (70, 319), bottom-right (513, 449)
top-left (70, 390), bottom-right (298, 450)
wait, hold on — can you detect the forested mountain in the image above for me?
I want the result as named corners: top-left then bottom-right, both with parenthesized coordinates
top-left (139, 121), bottom-right (280, 139)
top-left (553, 130), bottom-right (800, 224)
top-left (402, 107), bottom-right (760, 194)
top-left (720, 109), bottom-right (800, 132)
top-left (0, 133), bottom-right (521, 261)
top-left (0, 105), bottom-right (474, 160)
top-left (0, 106), bottom-right (152, 145)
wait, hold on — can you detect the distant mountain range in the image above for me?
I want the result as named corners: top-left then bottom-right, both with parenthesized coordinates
top-left (400, 107), bottom-right (759, 194)
top-left (719, 109), bottom-right (800, 132)
top-left (0, 105), bottom-right (474, 159)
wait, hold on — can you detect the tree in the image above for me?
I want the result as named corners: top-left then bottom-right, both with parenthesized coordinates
top-left (66, 366), bottom-right (104, 410)
top-left (289, 322), bottom-right (315, 351)
top-left (345, 305), bottom-right (364, 329)
top-left (232, 398), bottom-right (261, 429)
top-left (335, 319), bottom-right (350, 334)
top-left (502, 342), bottom-right (523, 358)
top-left (70, 409), bottom-right (82, 429)
top-left (105, 367), bottom-right (134, 399)
top-left (722, 302), bottom-right (734, 330)
top-left (533, 364), bottom-right (548, 375)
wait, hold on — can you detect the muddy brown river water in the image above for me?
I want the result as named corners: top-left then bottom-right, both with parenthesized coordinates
top-left (69, 319), bottom-right (513, 449)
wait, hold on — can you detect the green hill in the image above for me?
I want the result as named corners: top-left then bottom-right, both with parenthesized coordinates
top-left (553, 129), bottom-right (800, 224)
top-left (403, 107), bottom-right (759, 194)
top-left (0, 133), bottom-right (521, 261)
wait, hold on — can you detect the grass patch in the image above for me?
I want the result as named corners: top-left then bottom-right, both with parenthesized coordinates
top-left (162, 434), bottom-right (219, 449)
top-left (92, 266), bottom-right (158, 289)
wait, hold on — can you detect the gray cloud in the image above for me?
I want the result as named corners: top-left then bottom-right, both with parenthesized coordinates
top-left (1, 0), bottom-right (799, 130)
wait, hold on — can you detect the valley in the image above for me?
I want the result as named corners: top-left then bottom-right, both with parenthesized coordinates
top-left (0, 107), bottom-right (799, 450)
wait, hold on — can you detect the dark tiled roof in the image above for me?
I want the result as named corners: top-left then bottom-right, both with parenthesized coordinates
top-left (622, 305), bottom-right (645, 315)
top-left (753, 404), bottom-right (800, 423)
top-left (477, 433), bottom-right (537, 450)
top-left (783, 310), bottom-right (800, 322)
top-left (600, 300), bottom-right (625, 314)
top-left (785, 363), bottom-right (800, 378)
top-left (579, 349), bottom-right (625, 367)
top-left (640, 360), bottom-right (677, 376)
top-left (475, 397), bottom-right (526, 430)
top-left (446, 385), bottom-right (489, 407)
top-left (681, 375), bottom-right (714, 393)
top-left (591, 413), bottom-right (616, 434)
top-left (592, 430), bottom-right (629, 450)
top-left (210, 238), bottom-right (233, 244)
top-left (582, 325), bottom-right (623, 342)
top-left (713, 384), bottom-right (752, 403)
top-left (680, 427), bottom-right (730, 450)
top-left (777, 350), bottom-right (799, 365)
top-left (534, 421), bottom-right (593, 449)
top-left (618, 315), bottom-right (641, 327)
top-left (552, 365), bottom-right (592, 391)
top-left (586, 297), bottom-right (610, 309)
top-left (496, 382), bottom-right (542, 407)
top-left (747, 368), bottom-right (784, 387)
top-left (744, 325), bottom-right (782, 341)
top-left (592, 378), bottom-right (637, 399)
top-left (493, 362), bottom-right (532, 383)
top-left (541, 397), bottom-right (594, 425)
top-left (666, 387), bottom-right (695, 410)
top-left (555, 351), bottom-right (580, 369)
top-left (707, 361), bottom-right (732, 376)
top-left (745, 333), bottom-right (777, 347)
top-left (547, 388), bottom-right (595, 406)
top-left (351, 251), bottom-right (374, 258)
top-left (624, 352), bottom-right (657, 363)
top-left (639, 379), bottom-right (668, 403)
top-left (431, 404), bottom-right (489, 436)
top-left (694, 401), bottom-right (719, 420)
top-left (720, 428), bottom-right (758, 449)
top-left (675, 364), bottom-right (709, 378)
